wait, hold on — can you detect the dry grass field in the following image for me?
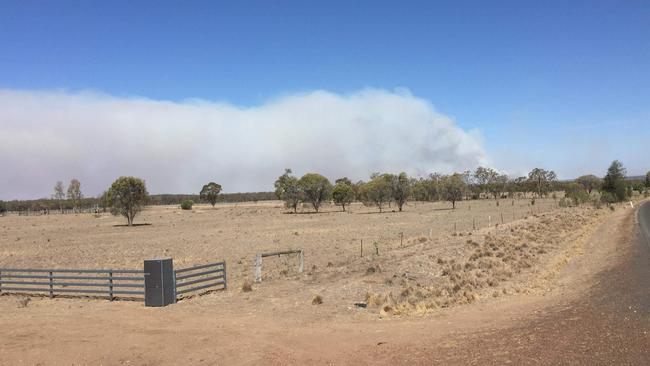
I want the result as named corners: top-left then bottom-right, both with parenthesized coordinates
top-left (0, 196), bottom-right (608, 314)
top-left (1, 197), bottom-right (634, 365)
top-left (1, 198), bottom-right (560, 284)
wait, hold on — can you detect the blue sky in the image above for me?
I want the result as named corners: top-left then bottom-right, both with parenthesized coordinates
top-left (0, 1), bottom-right (649, 198)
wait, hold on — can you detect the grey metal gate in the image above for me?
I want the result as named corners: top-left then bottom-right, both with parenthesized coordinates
top-left (0, 267), bottom-right (146, 300)
top-left (174, 261), bottom-right (226, 299)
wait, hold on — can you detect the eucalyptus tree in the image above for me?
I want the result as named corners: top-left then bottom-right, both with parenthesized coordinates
top-left (106, 176), bottom-right (149, 226)
top-left (200, 182), bottom-right (222, 207)
top-left (332, 179), bottom-right (355, 212)
top-left (298, 173), bottom-right (333, 213)
top-left (274, 169), bottom-right (302, 213)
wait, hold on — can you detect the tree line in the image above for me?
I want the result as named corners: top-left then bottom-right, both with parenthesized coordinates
top-left (1, 161), bottom-right (647, 223)
top-left (0, 185), bottom-right (274, 213)
top-left (274, 161), bottom-right (649, 213)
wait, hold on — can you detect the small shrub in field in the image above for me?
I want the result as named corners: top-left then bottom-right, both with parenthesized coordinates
top-left (565, 183), bottom-right (589, 206)
top-left (181, 199), bottom-right (194, 210)
top-left (600, 192), bottom-right (616, 205)
top-left (558, 197), bottom-right (570, 208)
top-left (241, 281), bottom-right (253, 292)
top-left (312, 294), bottom-right (323, 305)
top-left (16, 297), bottom-right (30, 308)
top-left (591, 197), bottom-right (602, 209)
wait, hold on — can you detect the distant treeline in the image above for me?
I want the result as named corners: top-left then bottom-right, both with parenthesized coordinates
top-left (0, 192), bottom-right (276, 213)
top-left (147, 192), bottom-right (276, 205)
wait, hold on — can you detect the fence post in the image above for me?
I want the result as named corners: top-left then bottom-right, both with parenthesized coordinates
top-left (298, 250), bottom-right (304, 273)
top-left (108, 271), bottom-right (114, 301)
top-left (222, 261), bottom-right (227, 290)
top-left (49, 271), bottom-right (54, 298)
top-left (254, 254), bottom-right (263, 283)
top-left (144, 258), bottom-right (175, 307)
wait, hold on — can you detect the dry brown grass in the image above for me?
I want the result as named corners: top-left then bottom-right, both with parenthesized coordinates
top-left (15, 296), bottom-right (31, 308)
top-left (0, 197), bottom-right (609, 317)
top-left (358, 206), bottom-right (607, 315)
top-left (311, 294), bottom-right (323, 305)
top-left (241, 281), bottom-right (253, 292)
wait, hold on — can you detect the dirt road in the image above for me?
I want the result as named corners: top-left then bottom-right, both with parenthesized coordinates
top-left (0, 204), bottom-right (648, 365)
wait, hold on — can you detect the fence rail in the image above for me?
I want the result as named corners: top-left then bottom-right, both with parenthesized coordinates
top-left (174, 261), bottom-right (226, 298)
top-left (0, 267), bottom-right (146, 301)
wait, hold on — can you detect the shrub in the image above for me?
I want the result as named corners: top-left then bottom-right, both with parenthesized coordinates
top-left (181, 199), bottom-right (194, 210)
top-left (241, 281), bottom-right (253, 292)
top-left (591, 197), bottom-right (602, 209)
top-left (312, 294), bottom-right (323, 305)
top-left (558, 197), bottom-right (570, 207)
top-left (600, 192), bottom-right (616, 205)
top-left (565, 183), bottom-right (589, 206)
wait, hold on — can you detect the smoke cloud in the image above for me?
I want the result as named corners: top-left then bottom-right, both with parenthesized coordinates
top-left (0, 88), bottom-right (488, 199)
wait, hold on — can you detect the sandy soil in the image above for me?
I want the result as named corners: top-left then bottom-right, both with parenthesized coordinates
top-left (1, 199), bottom-right (642, 365)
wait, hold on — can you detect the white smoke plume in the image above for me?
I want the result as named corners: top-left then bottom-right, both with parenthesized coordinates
top-left (0, 88), bottom-right (488, 199)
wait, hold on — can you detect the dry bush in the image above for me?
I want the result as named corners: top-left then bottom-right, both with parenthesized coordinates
top-left (16, 297), bottom-right (31, 308)
top-left (311, 294), bottom-right (323, 305)
top-left (241, 281), bottom-right (253, 292)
